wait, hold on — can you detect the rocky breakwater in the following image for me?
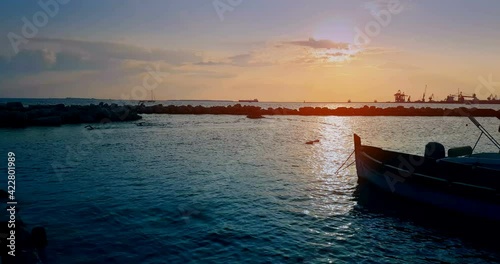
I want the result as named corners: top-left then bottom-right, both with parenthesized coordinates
top-left (0, 102), bottom-right (142, 128)
top-left (136, 104), bottom-right (500, 118)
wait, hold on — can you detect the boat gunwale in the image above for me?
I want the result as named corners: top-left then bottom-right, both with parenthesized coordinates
top-left (355, 136), bottom-right (500, 198)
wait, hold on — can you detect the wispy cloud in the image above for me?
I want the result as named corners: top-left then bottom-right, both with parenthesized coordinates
top-left (285, 38), bottom-right (350, 50)
top-left (31, 38), bottom-right (203, 65)
top-left (377, 61), bottom-right (420, 70)
top-left (0, 49), bottom-right (109, 75)
top-left (0, 38), bottom-right (207, 76)
top-left (194, 61), bottom-right (226, 66)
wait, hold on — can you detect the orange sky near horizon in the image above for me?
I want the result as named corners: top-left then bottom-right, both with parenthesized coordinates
top-left (1, 1), bottom-right (500, 102)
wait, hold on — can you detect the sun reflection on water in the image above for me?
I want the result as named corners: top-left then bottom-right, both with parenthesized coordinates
top-left (304, 117), bottom-right (358, 219)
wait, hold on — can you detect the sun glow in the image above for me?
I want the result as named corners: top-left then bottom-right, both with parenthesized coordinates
top-left (312, 48), bottom-right (359, 63)
top-left (310, 17), bottom-right (361, 63)
top-left (313, 17), bottom-right (355, 45)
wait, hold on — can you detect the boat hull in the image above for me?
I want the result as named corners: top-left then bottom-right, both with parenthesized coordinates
top-left (353, 134), bottom-right (500, 221)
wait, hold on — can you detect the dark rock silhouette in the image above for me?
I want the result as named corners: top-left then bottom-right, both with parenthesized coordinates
top-left (136, 104), bottom-right (499, 118)
top-left (1, 102), bottom-right (499, 128)
top-left (246, 114), bottom-right (265, 119)
top-left (32, 116), bottom-right (62, 126)
top-left (31, 227), bottom-right (48, 250)
top-left (0, 103), bottom-right (142, 128)
top-left (0, 190), bottom-right (9, 199)
top-left (5, 102), bottom-right (23, 109)
top-left (0, 220), bottom-right (47, 263)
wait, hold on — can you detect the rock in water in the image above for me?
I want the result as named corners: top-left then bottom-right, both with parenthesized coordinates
top-left (5, 102), bottom-right (23, 110)
top-left (0, 190), bottom-right (8, 199)
top-left (31, 227), bottom-right (48, 250)
top-left (32, 116), bottom-right (62, 126)
top-left (247, 114), bottom-right (264, 119)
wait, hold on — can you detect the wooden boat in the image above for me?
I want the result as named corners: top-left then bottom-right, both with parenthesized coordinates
top-left (353, 116), bottom-right (500, 221)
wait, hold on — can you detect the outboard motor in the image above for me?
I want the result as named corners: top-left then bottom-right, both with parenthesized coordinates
top-left (424, 142), bottom-right (445, 159)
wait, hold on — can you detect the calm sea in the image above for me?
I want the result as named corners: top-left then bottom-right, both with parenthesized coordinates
top-left (1, 99), bottom-right (499, 263)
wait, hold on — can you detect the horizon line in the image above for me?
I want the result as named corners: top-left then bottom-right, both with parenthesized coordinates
top-left (0, 96), bottom-right (391, 104)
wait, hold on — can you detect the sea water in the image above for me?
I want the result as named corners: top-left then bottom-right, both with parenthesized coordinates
top-left (0, 101), bottom-right (499, 263)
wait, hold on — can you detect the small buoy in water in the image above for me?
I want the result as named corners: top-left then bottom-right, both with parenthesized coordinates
top-left (247, 114), bottom-right (264, 119)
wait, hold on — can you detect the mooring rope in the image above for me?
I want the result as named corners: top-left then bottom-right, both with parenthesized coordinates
top-left (334, 150), bottom-right (355, 175)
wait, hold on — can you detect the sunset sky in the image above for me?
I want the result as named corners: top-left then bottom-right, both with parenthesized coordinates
top-left (1, 0), bottom-right (499, 102)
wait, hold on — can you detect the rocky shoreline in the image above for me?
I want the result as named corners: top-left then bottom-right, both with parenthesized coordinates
top-left (137, 104), bottom-right (500, 117)
top-left (0, 102), bottom-right (142, 128)
top-left (1, 102), bottom-right (499, 128)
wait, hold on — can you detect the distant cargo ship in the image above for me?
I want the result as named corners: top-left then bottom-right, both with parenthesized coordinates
top-left (239, 99), bottom-right (259, 103)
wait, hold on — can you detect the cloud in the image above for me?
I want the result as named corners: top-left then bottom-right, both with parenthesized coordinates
top-left (228, 53), bottom-right (253, 65)
top-left (194, 53), bottom-right (272, 67)
top-left (359, 47), bottom-right (395, 55)
top-left (52, 51), bottom-right (105, 71)
top-left (31, 38), bottom-right (203, 65)
top-left (363, 0), bottom-right (411, 16)
top-left (0, 38), bottom-right (207, 76)
top-left (194, 61), bottom-right (226, 66)
top-left (326, 52), bottom-right (347, 57)
top-left (286, 38), bottom-right (350, 50)
top-left (10, 49), bottom-right (56, 72)
top-left (364, 0), bottom-right (395, 15)
top-left (180, 70), bottom-right (237, 79)
top-left (377, 61), bottom-right (420, 70)
top-left (0, 38), bottom-right (237, 98)
top-left (0, 49), bottom-right (111, 75)
top-left (0, 49), bottom-right (54, 75)
top-left (225, 53), bottom-right (272, 67)
top-left (195, 38), bottom-right (359, 68)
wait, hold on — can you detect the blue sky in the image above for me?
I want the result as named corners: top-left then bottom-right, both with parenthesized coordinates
top-left (1, 0), bottom-right (500, 101)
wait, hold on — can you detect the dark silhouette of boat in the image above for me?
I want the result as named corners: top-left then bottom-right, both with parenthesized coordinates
top-left (353, 116), bottom-right (500, 221)
top-left (139, 91), bottom-right (156, 104)
top-left (238, 99), bottom-right (259, 103)
top-left (146, 90), bottom-right (155, 103)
